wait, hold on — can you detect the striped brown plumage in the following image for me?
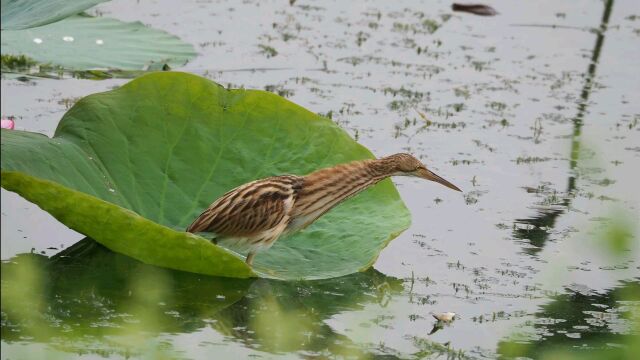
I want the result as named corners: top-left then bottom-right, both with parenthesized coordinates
top-left (187, 153), bottom-right (461, 265)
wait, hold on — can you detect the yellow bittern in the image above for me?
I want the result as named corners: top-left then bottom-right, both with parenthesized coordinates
top-left (187, 153), bottom-right (461, 265)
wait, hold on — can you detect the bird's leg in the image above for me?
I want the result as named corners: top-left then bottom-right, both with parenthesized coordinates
top-left (245, 251), bottom-right (256, 266)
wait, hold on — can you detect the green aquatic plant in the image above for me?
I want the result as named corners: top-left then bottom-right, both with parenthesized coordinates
top-left (0, 54), bottom-right (37, 70)
top-left (0, 72), bottom-right (410, 280)
top-left (0, 0), bottom-right (109, 30)
top-left (1, 14), bottom-right (196, 72)
top-left (258, 44), bottom-right (278, 58)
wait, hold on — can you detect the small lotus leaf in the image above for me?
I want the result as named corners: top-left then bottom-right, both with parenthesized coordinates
top-left (1, 14), bottom-right (196, 71)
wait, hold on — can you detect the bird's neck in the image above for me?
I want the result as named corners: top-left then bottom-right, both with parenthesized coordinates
top-left (302, 159), bottom-right (394, 197)
top-left (288, 159), bottom-right (394, 231)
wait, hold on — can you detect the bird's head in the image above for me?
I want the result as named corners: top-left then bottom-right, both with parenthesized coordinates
top-left (381, 153), bottom-right (462, 192)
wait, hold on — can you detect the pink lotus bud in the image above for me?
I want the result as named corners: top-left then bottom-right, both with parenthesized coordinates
top-left (1, 118), bottom-right (15, 130)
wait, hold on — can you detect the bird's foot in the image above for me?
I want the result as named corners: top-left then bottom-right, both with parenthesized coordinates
top-left (245, 252), bottom-right (256, 266)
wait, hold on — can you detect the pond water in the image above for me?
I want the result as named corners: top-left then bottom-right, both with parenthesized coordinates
top-left (2, 0), bottom-right (639, 358)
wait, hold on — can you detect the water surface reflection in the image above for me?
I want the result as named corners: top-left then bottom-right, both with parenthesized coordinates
top-left (2, 238), bottom-right (432, 358)
top-left (498, 279), bottom-right (640, 358)
top-left (512, 0), bottom-right (614, 257)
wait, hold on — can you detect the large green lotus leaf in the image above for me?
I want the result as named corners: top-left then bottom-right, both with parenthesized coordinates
top-left (1, 14), bottom-right (196, 70)
top-left (1, 0), bottom-right (109, 30)
top-left (0, 72), bottom-right (411, 280)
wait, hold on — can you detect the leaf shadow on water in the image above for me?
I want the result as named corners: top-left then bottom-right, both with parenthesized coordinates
top-left (0, 238), bottom-right (421, 358)
top-left (511, 0), bottom-right (614, 257)
top-left (1, 238), bottom-right (251, 357)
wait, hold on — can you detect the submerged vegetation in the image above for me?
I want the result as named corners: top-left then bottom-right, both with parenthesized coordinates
top-left (258, 44), bottom-right (278, 58)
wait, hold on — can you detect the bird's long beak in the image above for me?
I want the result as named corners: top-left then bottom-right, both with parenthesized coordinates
top-left (417, 168), bottom-right (462, 192)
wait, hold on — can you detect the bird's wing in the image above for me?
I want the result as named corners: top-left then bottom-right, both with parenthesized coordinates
top-left (186, 175), bottom-right (303, 237)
